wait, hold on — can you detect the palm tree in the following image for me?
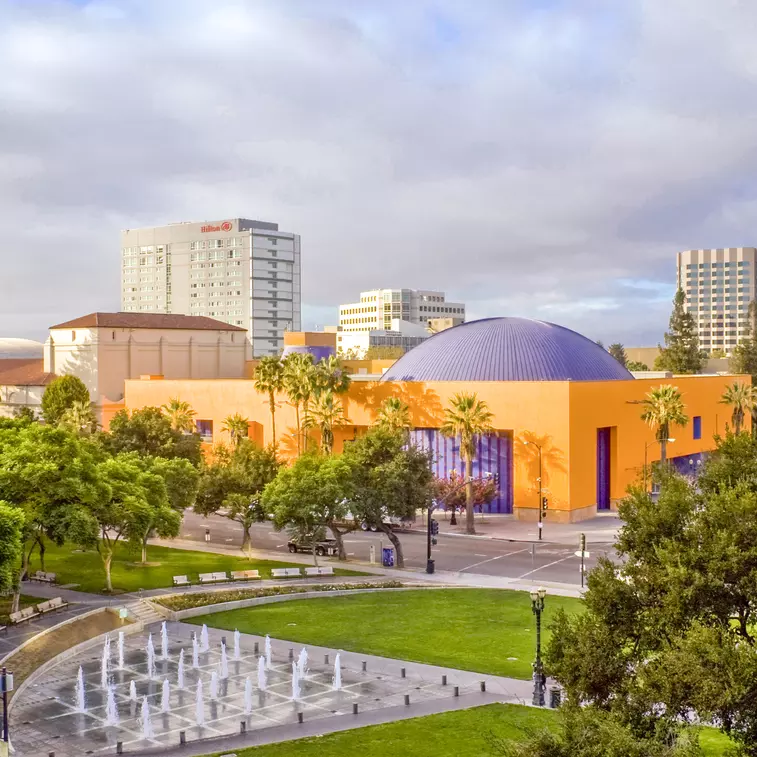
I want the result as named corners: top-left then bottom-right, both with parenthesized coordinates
top-left (720, 381), bottom-right (757, 435)
top-left (282, 352), bottom-right (315, 455)
top-left (59, 399), bottom-right (97, 434)
top-left (222, 413), bottom-right (250, 446)
top-left (376, 397), bottom-right (411, 434)
top-left (314, 355), bottom-right (351, 398)
top-left (640, 384), bottom-right (689, 463)
top-left (440, 393), bottom-right (493, 534)
top-left (254, 356), bottom-right (285, 447)
top-left (303, 390), bottom-right (350, 454)
top-left (162, 397), bottom-right (196, 433)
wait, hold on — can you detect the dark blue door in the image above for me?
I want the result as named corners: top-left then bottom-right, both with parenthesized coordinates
top-left (596, 427), bottom-right (611, 510)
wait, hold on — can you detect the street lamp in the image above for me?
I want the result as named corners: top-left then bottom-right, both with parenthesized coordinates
top-left (530, 586), bottom-right (547, 706)
top-left (523, 440), bottom-right (544, 540)
top-left (643, 438), bottom-right (675, 491)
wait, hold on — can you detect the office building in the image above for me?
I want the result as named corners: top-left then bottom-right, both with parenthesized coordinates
top-left (677, 247), bottom-right (757, 354)
top-left (337, 318), bottom-right (429, 357)
top-left (121, 218), bottom-right (301, 356)
top-left (338, 289), bottom-right (465, 333)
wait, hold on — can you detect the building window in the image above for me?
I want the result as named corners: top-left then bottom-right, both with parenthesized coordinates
top-left (71, 330), bottom-right (76, 342)
top-left (693, 416), bottom-right (702, 440)
top-left (196, 420), bottom-right (213, 442)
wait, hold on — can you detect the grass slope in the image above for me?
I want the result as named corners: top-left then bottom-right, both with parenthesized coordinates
top-left (193, 588), bottom-right (583, 679)
top-left (27, 542), bottom-right (364, 594)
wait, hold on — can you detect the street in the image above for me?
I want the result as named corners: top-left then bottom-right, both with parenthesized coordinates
top-left (179, 510), bottom-right (613, 587)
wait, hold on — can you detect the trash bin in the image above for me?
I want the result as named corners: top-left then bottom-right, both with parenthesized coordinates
top-left (381, 547), bottom-right (395, 567)
top-left (549, 686), bottom-right (561, 709)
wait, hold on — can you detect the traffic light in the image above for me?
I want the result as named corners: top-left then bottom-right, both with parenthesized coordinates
top-left (430, 519), bottom-right (439, 536)
top-left (541, 497), bottom-right (548, 518)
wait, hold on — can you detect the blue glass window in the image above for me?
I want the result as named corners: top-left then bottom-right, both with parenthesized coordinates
top-left (693, 416), bottom-right (702, 440)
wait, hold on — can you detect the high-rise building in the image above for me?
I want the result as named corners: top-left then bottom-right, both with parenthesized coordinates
top-left (338, 289), bottom-right (465, 333)
top-left (677, 247), bottom-right (756, 354)
top-left (121, 218), bottom-right (301, 357)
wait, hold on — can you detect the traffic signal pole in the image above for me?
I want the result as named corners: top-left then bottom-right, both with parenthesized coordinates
top-left (426, 504), bottom-right (435, 574)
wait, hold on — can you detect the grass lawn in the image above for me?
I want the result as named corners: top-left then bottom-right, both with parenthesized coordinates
top-left (26, 542), bottom-right (365, 595)
top-left (0, 594), bottom-right (39, 624)
top-left (200, 704), bottom-right (733, 757)
top-left (193, 588), bottom-right (583, 679)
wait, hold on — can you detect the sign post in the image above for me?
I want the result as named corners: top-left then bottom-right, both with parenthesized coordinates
top-left (1, 667), bottom-right (13, 746)
top-left (574, 534), bottom-right (590, 588)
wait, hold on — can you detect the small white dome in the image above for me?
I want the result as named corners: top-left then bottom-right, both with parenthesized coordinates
top-left (0, 338), bottom-right (44, 359)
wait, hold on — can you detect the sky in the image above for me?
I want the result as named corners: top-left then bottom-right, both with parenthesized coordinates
top-left (3, 0), bottom-right (757, 345)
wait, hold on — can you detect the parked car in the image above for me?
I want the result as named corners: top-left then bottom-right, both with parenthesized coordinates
top-left (287, 535), bottom-right (338, 556)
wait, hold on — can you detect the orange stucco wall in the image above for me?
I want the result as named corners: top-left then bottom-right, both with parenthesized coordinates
top-left (123, 373), bottom-right (750, 522)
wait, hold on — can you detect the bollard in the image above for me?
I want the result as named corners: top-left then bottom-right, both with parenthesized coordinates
top-left (480, 681), bottom-right (486, 693)
top-left (48, 753), bottom-right (55, 757)
top-left (401, 667), bottom-right (406, 678)
top-left (353, 703), bottom-right (359, 715)
top-left (442, 675), bottom-right (447, 686)
top-left (116, 743), bottom-right (123, 755)
top-left (240, 721), bottom-right (247, 734)
top-left (404, 694), bottom-right (410, 706)
top-left (324, 654), bottom-right (329, 665)
top-left (298, 712), bottom-right (304, 724)
top-left (549, 686), bottom-right (561, 709)
top-left (222, 636), bottom-right (226, 646)
top-left (362, 660), bottom-right (367, 672)
top-left (289, 648), bottom-right (294, 661)
top-left (454, 686), bottom-right (459, 697)
top-left (179, 731), bottom-right (186, 745)
top-left (254, 641), bottom-right (259, 654)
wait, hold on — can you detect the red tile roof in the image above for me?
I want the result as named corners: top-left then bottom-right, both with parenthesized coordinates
top-left (50, 312), bottom-right (247, 332)
top-left (0, 359), bottom-right (56, 387)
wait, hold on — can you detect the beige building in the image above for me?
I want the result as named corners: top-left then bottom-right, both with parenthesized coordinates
top-left (0, 359), bottom-right (55, 418)
top-left (677, 247), bottom-right (757, 354)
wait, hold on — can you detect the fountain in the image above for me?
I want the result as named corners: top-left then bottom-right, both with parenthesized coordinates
top-left (195, 679), bottom-right (205, 726)
top-left (220, 641), bottom-right (229, 679)
top-left (161, 679), bottom-right (170, 713)
top-left (257, 656), bottom-right (267, 690)
top-left (333, 653), bottom-right (342, 690)
top-left (105, 685), bottom-right (119, 726)
top-left (146, 633), bottom-right (156, 679)
top-left (234, 629), bottom-right (241, 660)
top-left (100, 636), bottom-right (110, 689)
top-left (118, 631), bottom-right (125, 670)
top-left (209, 670), bottom-right (219, 700)
top-left (177, 649), bottom-right (185, 689)
top-left (265, 635), bottom-right (272, 669)
top-left (75, 666), bottom-right (86, 712)
top-left (140, 696), bottom-right (154, 739)
top-left (200, 624), bottom-right (209, 652)
top-left (244, 676), bottom-right (253, 715)
top-left (297, 647), bottom-right (308, 678)
top-left (161, 620), bottom-right (169, 659)
top-left (129, 680), bottom-right (137, 701)
top-left (291, 661), bottom-right (301, 700)
top-left (192, 633), bottom-right (199, 668)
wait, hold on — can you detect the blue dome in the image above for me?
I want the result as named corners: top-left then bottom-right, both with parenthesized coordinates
top-left (380, 318), bottom-right (633, 382)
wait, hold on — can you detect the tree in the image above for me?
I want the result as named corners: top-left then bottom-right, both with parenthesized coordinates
top-left (222, 413), bottom-right (250, 446)
top-left (343, 426), bottom-right (433, 567)
top-left (365, 345), bottom-right (405, 360)
top-left (254, 356), bottom-right (285, 447)
top-left (282, 352), bottom-right (316, 456)
top-left (303, 390), bottom-right (350, 454)
top-left (654, 290), bottom-right (705, 374)
top-left (721, 381), bottom-right (757, 434)
top-left (105, 406), bottom-right (202, 465)
top-left (608, 343), bottom-right (627, 368)
top-left (440, 393), bottom-right (493, 534)
top-left (375, 397), bottom-right (411, 433)
top-left (730, 301), bottom-right (757, 379)
top-left (626, 360), bottom-right (649, 371)
top-left (0, 502), bottom-right (24, 595)
top-left (161, 397), bottom-right (197, 433)
top-left (195, 440), bottom-right (279, 553)
top-left (314, 355), bottom-right (351, 397)
top-left (263, 451), bottom-right (353, 562)
top-left (59, 398), bottom-right (97, 434)
top-left (41, 374), bottom-right (91, 426)
top-left (433, 470), bottom-right (498, 526)
top-left (13, 406), bottom-right (37, 423)
top-left (640, 384), bottom-right (689, 463)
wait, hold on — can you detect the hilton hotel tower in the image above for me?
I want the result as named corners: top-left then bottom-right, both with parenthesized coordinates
top-left (121, 219), bottom-right (301, 357)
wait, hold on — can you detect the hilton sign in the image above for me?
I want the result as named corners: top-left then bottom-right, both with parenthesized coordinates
top-left (201, 221), bottom-right (233, 233)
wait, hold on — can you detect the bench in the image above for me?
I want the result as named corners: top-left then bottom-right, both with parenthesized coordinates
top-left (198, 572), bottom-right (230, 585)
top-left (10, 606), bottom-right (40, 624)
top-left (0, 625), bottom-right (5, 634)
top-left (37, 597), bottom-right (68, 614)
top-left (30, 571), bottom-right (56, 584)
top-left (231, 570), bottom-right (261, 581)
top-left (173, 575), bottom-right (191, 587)
top-left (305, 567), bottom-right (334, 577)
top-left (271, 568), bottom-right (302, 579)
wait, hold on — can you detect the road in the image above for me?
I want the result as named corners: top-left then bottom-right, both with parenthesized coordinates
top-left (180, 511), bottom-right (613, 587)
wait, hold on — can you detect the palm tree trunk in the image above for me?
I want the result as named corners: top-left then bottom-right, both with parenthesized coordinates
top-left (295, 405), bottom-right (301, 456)
top-left (269, 392), bottom-right (277, 447)
top-left (465, 458), bottom-right (475, 535)
top-left (734, 410), bottom-right (743, 435)
top-left (660, 437), bottom-right (667, 464)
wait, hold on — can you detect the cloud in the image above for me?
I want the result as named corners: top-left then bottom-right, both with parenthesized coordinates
top-left (2, 0), bottom-right (757, 347)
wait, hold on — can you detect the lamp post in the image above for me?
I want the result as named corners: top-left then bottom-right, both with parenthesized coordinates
top-left (643, 438), bottom-right (675, 491)
top-left (530, 587), bottom-right (546, 706)
top-left (524, 440), bottom-right (544, 540)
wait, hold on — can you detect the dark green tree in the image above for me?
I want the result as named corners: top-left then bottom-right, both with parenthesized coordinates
top-left (12, 406), bottom-right (37, 423)
top-left (730, 301), bottom-right (757, 379)
top-left (40, 374), bottom-right (91, 425)
top-left (0, 502), bottom-right (24, 595)
top-left (626, 360), bottom-right (649, 371)
top-left (608, 343), bottom-right (628, 367)
top-left (654, 290), bottom-right (705, 374)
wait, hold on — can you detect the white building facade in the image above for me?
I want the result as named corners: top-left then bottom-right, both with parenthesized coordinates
top-left (337, 318), bottom-right (430, 357)
top-left (338, 289), bottom-right (465, 333)
top-left (121, 218), bottom-right (301, 357)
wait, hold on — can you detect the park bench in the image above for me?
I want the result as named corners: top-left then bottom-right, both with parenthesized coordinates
top-left (10, 606), bottom-right (40, 624)
top-left (0, 625), bottom-right (6, 634)
top-left (271, 568), bottom-right (302, 579)
top-left (198, 572), bottom-right (230, 585)
top-left (305, 567), bottom-right (334, 577)
top-left (29, 571), bottom-right (56, 584)
top-left (172, 575), bottom-right (191, 587)
top-left (37, 597), bottom-right (68, 614)
top-left (231, 570), bottom-right (261, 581)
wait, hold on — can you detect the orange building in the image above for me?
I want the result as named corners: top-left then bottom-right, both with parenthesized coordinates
top-left (124, 318), bottom-right (748, 522)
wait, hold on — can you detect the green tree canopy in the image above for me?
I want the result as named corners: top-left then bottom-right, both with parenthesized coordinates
top-left (607, 343), bottom-right (627, 367)
top-left (282, 352), bottom-right (316, 455)
top-left (364, 345), bottom-right (405, 360)
top-left (254, 356), bottom-right (285, 447)
top-left (626, 360), bottom-right (649, 371)
top-left (655, 290), bottom-right (705, 374)
top-left (0, 501), bottom-right (24, 595)
top-left (640, 384), bottom-right (689, 463)
top-left (41, 374), bottom-right (91, 426)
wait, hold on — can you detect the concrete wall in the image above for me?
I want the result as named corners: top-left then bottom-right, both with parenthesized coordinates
top-left (0, 384), bottom-right (45, 418)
